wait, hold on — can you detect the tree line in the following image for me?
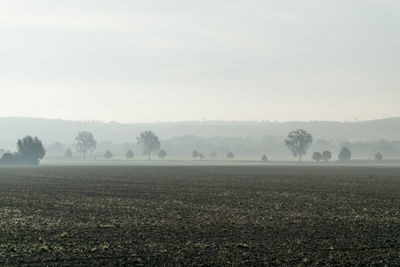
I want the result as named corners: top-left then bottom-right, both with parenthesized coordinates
top-left (284, 129), bottom-right (384, 162)
top-left (0, 129), bottom-right (386, 166)
top-left (68, 130), bottom-right (164, 161)
top-left (69, 128), bottom-right (384, 162)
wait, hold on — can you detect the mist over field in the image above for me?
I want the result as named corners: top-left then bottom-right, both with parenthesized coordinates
top-left (1, 117), bottom-right (400, 160)
top-left (2, 1), bottom-right (400, 265)
top-left (1, 1), bottom-right (399, 162)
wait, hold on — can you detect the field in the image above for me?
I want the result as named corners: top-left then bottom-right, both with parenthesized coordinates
top-left (1, 165), bottom-right (400, 265)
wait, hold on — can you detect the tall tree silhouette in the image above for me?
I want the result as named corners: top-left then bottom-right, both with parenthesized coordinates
top-left (137, 131), bottom-right (160, 160)
top-left (285, 129), bottom-right (313, 162)
top-left (74, 131), bottom-right (97, 160)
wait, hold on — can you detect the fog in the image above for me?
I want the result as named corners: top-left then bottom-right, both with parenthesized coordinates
top-left (1, 0), bottom-right (400, 123)
top-left (0, 117), bottom-right (400, 161)
top-left (0, 1), bottom-right (399, 162)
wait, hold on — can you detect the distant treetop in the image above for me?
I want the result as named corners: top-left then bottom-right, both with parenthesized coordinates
top-left (74, 131), bottom-right (97, 160)
top-left (285, 129), bottom-right (313, 162)
top-left (338, 147), bottom-right (352, 161)
top-left (126, 150), bottom-right (134, 159)
top-left (137, 131), bottom-right (160, 160)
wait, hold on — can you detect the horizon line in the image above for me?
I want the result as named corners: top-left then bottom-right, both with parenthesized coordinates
top-left (0, 116), bottom-right (399, 125)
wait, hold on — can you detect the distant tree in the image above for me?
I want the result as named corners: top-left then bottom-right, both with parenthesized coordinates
top-left (192, 150), bottom-right (200, 158)
top-left (192, 150), bottom-right (204, 160)
top-left (137, 131), bottom-right (160, 160)
top-left (46, 142), bottom-right (66, 155)
top-left (209, 151), bottom-right (217, 159)
top-left (226, 152), bottom-right (235, 159)
top-left (285, 129), bottom-right (313, 162)
top-left (17, 136), bottom-right (46, 165)
top-left (322, 150), bottom-right (332, 162)
top-left (0, 153), bottom-right (21, 165)
top-left (104, 150), bottom-right (113, 159)
top-left (158, 149), bottom-right (167, 160)
top-left (312, 152), bottom-right (322, 162)
top-left (375, 152), bottom-right (383, 161)
top-left (74, 131), bottom-right (97, 160)
top-left (338, 147), bottom-right (352, 161)
top-left (261, 154), bottom-right (268, 162)
top-left (64, 148), bottom-right (73, 159)
top-left (126, 149), bottom-right (134, 160)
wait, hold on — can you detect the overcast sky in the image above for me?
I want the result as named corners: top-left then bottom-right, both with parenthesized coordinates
top-left (0, 0), bottom-right (399, 123)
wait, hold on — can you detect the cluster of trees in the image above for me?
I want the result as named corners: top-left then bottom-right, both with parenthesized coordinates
top-left (65, 130), bottom-right (166, 161)
top-left (191, 150), bottom-right (239, 160)
top-left (2, 129), bottom-right (387, 166)
top-left (192, 150), bottom-right (204, 160)
top-left (312, 151), bottom-right (332, 162)
top-left (0, 136), bottom-right (46, 165)
top-left (226, 152), bottom-right (235, 159)
top-left (312, 147), bottom-right (383, 162)
top-left (284, 129), bottom-right (385, 162)
top-left (65, 128), bottom-right (388, 163)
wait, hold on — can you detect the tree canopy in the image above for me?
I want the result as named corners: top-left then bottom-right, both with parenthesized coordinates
top-left (126, 150), bottom-right (134, 159)
top-left (74, 131), bottom-right (97, 159)
top-left (137, 131), bottom-right (160, 160)
top-left (285, 129), bottom-right (313, 162)
top-left (17, 136), bottom-right (46, 165)
top-left (261, 154), bottom-right (268, 162)
top-left (104, 150), bottom-right (113, 159)
top-left (338, 147), bottom-right (352, 161)
top-left (322, 150), bottom-right (332, 162)
top-left (226, 152), bottom-right (235, 159)
top-left (312, 152), bottom-right (322, 162)
top-left (375, 152), bottom-right (383, 161)
top-left (192, 150), bottom-right (204, 159)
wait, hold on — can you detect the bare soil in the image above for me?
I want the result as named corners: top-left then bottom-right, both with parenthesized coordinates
top-left (0, 166), bottom-right (399, 266)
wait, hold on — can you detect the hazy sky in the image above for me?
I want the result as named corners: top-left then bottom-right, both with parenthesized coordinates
top-left (0, 0), bottom-right (399, 123)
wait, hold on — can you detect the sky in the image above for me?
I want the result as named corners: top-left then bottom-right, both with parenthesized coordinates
top-left (0, 0), bottom-right (399, 123)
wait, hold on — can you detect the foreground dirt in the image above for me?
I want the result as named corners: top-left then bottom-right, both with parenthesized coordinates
top-left (0, 166), bottom-right (399, 266)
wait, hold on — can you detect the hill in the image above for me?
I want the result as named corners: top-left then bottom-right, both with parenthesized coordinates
top-left (0, 117), bottom-right (399, 145)
top-left (1, 117), bottom-right (399, 159)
